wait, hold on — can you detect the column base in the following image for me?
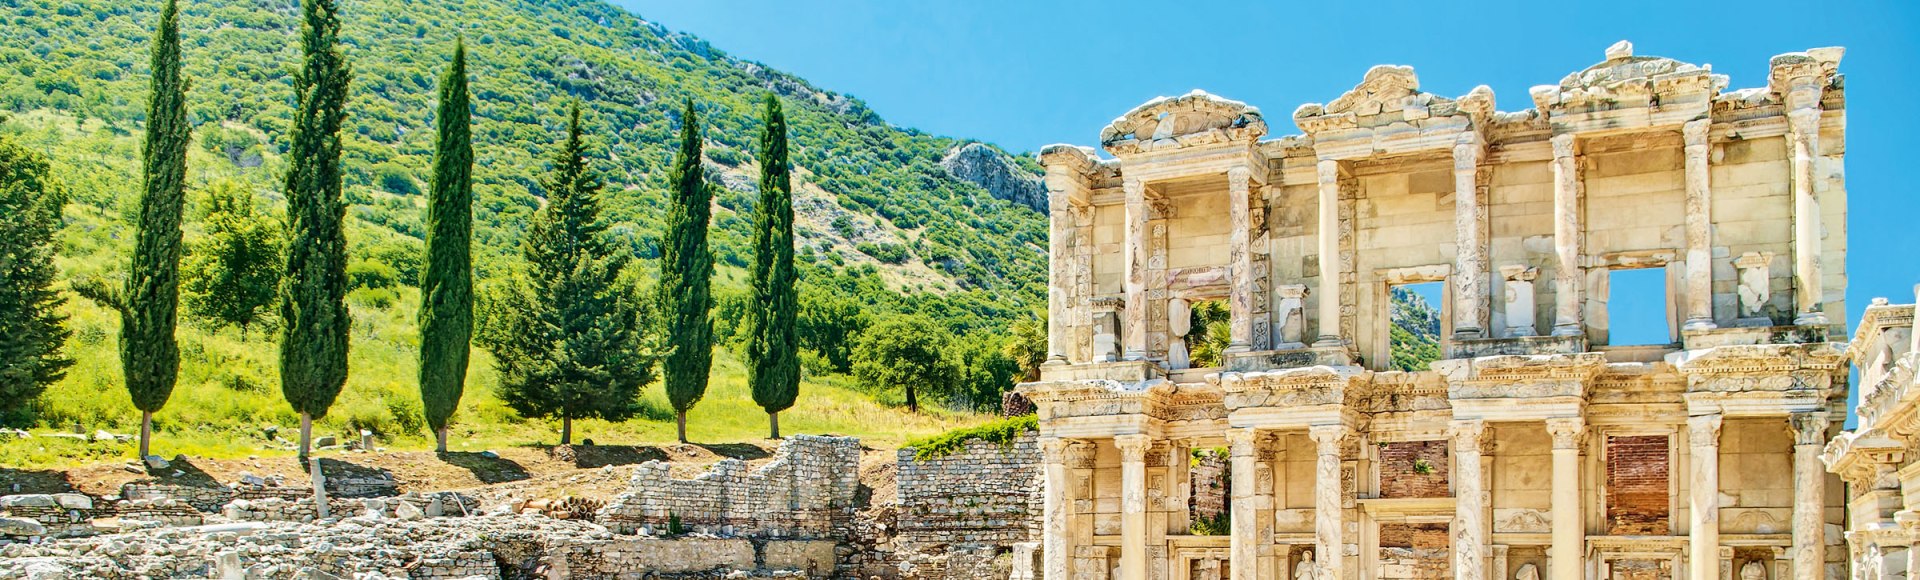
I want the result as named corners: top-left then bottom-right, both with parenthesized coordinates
top-left (1312, 335), bottom-right (1346, 349)
top-left (1550, 323), bottom-right (1584, 337)
top-left (1452, 327), bottom-right (1485, 341)
top-left (1682, 318), bottom-right (1718, 332)
top-left (1043, 356), bottom-right (1070, 366)
top-left (1224, 343), bottom-right (1252, 355)
top-left (1122, 351), bottom-right (1146, 362)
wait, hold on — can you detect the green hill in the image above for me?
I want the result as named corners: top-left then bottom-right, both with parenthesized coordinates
top-left (0, 0), bottom-right (1045, 459)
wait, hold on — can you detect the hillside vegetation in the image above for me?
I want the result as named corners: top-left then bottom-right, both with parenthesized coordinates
top-left (0, 0), bottom-right (1049, 459)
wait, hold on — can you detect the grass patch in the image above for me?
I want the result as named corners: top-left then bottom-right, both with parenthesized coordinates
top-left (902, 414), bottom-right (1036, 460)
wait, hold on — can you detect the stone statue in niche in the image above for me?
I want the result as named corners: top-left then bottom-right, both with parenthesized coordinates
top-left (1275, 285), bottom-right (1309, 348)
top-left (1740, 560), bottom-right (1766, 580)
top-left (1515, 563), bottom-right (1540, 580)
top-left (1734, 252), bottom-right (1775, 326)
top-left (1294, 551), bottom-right (1321, 580)
top-left (1168, 298), bottom-right (1192, 370)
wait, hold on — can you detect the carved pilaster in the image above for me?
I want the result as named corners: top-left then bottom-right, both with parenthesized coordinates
top-left (1544, 417), bottom-right (1584, 580)
top-left (1315, 159), bottom-right (1344, 347)
top-left (1124, 178), bottom-right (1150, 361)
top-left (1682, 119), bottom-right (1717, 331)
top-left (1451, 420), bottom-right (1490, 580)
top-left (1550, 133), bottom-right (1585, 337)
top-left (1228, 167), bottom-right (1254, 354)
top-left (1116, 434), bottom-right (1152, 580)
top-left (1789, 412), bottom-right (1830, 580)
top-left (1453, 131), bottom-right (1489, 339)
top-left (1309, 425), bottom-right (1348, 580)
top-left (1041, 438), bottom-right (1077, 580)
top-left (1690, 414), bottom-right (1724, 580)
top-left (1227, 428), bottom-right (1260, 580)
top-left (1786, 108), bottom-right (1826, 327)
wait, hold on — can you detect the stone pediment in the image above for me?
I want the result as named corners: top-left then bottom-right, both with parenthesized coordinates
top-left (1291, 65), bottom-right (1493, 152)
top-left (1100, 90), bottom-right (1266, 155)
top-left (1529, 40), bottom-right (1727, 117)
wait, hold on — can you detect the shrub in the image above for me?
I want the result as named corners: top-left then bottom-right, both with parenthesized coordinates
top-left (903, 414), bottom-right (1036, 460)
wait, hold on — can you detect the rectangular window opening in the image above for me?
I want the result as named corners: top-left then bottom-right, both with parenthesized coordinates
top-left (1607, 268), bottom-right (1672, 346)
top-left (1388, 282), bottom-right (1445, 372)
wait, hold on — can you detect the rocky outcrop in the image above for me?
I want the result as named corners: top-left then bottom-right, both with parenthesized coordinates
top-left (941, 143), bottom-right (1046, 212)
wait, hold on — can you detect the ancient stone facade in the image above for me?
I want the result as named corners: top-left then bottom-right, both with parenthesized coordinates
top-left (1825, 288), bottom-right (1920, 580)
top-left (1021, 42), bottom-right (1850, 580)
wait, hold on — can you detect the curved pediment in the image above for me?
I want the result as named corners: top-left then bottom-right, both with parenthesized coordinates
top-left (1099, 90), bottom-right (1266, 154)
top-left (1293, 65), bottom-right (1492, 136)
top-left (1558, 40), bottom-right (1719, 90)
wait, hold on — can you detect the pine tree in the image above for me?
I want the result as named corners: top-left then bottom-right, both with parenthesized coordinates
top-left (419, 39), bottom-right (472, 453)
top-left (182, 180), bottom-right (282, 334)
top-left (659, 99), bottom-right (714, 444)
top-left (746, 94), bottom-right (799, 439)
top-left (479, 103), bottom-right (654, 446)
top-left (78, 0), bottom-right (190, 460)
top-left (280, 0), bottom-right (353, 460)
top-left (0, 133), bottom-right (72, 425)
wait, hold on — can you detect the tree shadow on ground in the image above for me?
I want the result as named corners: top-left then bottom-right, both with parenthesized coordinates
top-left (549, 444), bottom-right (668, 469)
top-left (435, 452), bottom-right (532, 484)
top-left (694, 443), bottom-right (770, 461)
top-left (0, 467), bottom-right (77, 494)
top-left (143, 456), bottom-right (221, 488)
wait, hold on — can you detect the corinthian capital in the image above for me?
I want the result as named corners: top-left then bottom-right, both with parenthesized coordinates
top-left (1308, 424), bottom-right (1348, 455)
top-left (1688, 414), bottom-right (1724, 448)
top-left (1450, 419), bottom-right (1489, 454)
top-left (1788, 412), bottom-right (1831, 446)
top-left (1545, 417), bottom-right (1586, 450)
top-left (1114, 434), bottom-right (1153, 462)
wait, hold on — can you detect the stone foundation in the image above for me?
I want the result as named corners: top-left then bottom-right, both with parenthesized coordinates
top-left (597, 434), bottom-right (861, 538)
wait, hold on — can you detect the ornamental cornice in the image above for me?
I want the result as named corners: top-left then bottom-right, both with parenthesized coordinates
top-left (1823, 429), bottom-right (1906, 487)
top-left (1670, 342), bottom-right (1847, 376)
top-left (1218, 365), bottom-right (1372, 412)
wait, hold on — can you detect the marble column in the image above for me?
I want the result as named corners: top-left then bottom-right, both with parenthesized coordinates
top-left (1047, 191), bottom-right (1075, 363)
top-left (1452, 420), bottom-right (1489, 580)
top-left (1228, 429), bottom-right (1260, 580)
top-left (1124, 178), bottom-right (1150, 360)
top-left (1118, 434), bottom-right (1152, 580)
top-left (1550, 133), bottom-right (1584, 337)
top-left (1309, 425), bottom-right (1348, 580)
top-left (1041, 438), bottom-right (1075, 580)
top-left (1546, 418), bottom-right (1586, 580)
top-left (1453, 132), bottom-right (1488, 339)
top-left (1228, 167), bottom-right (1254, 353)
top-left (1690, 414), bottom-right (1724, 580)
top-left (1682, 119), bottom-right (1718, 331)
top-left (1315, 159), bottom-right (1344, 347)
top-left (1790, 412), bottom-right (1830, 580)
top-left (1787, 109), bottom-right (1828, 327)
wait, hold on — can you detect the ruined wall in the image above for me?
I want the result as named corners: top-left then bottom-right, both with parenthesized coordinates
top-left (1606, 434), bottom-right (1672, 535)
top-left (597, 434), bottom-right (861, 538)
top-left (895, 435), bottom-right (1042, 551)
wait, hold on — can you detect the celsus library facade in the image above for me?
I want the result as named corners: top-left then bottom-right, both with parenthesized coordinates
top-left (1016, 42), bottom-right (1857, 580)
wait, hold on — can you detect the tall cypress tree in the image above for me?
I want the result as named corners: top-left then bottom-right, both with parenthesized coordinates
top-left (0, 132), bottom-right (72, 426)
top-left (280, 0), bottom-right (352, 460)
top-left (419, 39), bottom-right (472, 454)
top-left (80, 0), bottom-right (189, 460)
top-left (659, 99), bottom-right (714, 444)
top-left (480, 103), bottom-right (653, 445)
top-left (746, 94), bottom-right (799, 439)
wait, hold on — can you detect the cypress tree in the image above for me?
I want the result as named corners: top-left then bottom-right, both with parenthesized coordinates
top-left (0, 132), bottom-right (72, 425)
top-left (659, 99), bottom-right (714, 444)
top-left (81, 0), bottom-right (190, 460)
top-left (280, 0), bottom-right (352, 460)
top-left (481, 103), bottom-right (653, 445)
top-left (419, 39), bottom-right (472, 453)
top-left (746, 94), bottom-right (799, 439)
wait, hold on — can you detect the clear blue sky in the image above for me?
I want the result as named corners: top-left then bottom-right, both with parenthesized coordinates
top-left (615, 0), bottom-right (1918, 336)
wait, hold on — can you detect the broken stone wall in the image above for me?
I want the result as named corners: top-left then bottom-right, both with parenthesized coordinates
top-left (597, 434), bottom-right (862, 538)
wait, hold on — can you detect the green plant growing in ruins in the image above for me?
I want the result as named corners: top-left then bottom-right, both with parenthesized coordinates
top-left (1190, 508), bottom-right (1231, 536)
top-left (1412, 458), bottom-right (1435, 475)
top-left (903, 414), bottom-right (1036, 460)
top-left (667, 513), bottom-right (687, 536)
